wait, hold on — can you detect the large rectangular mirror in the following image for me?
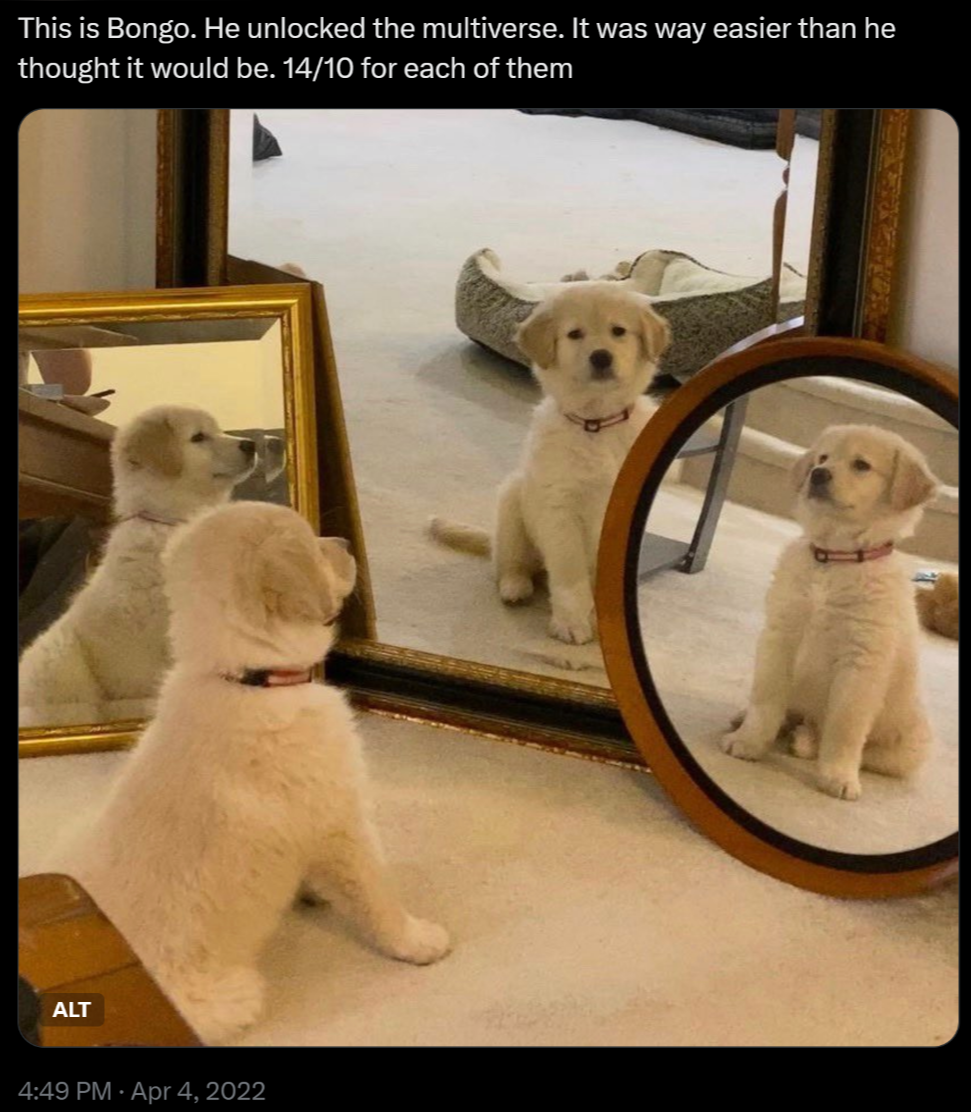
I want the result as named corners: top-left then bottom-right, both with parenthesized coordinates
top-left (159, 108), bottom-right (913, 764)
top-left (19, 284), bottom-right (371, 755)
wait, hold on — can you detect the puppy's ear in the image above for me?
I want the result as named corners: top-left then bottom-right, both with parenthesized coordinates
top-left (236, 532), bottom-right (340, 629)
top-left (125, 414), bottom-right (183, 477)
top-left (516, 303), bottom-right (557, 369)
top-left (889, 446), bottom-right (939, 511)
top-left (317, 537), bottom-right (357, 596)
top-left (635, 299), bottom-right (672, 363)
top-left (791, 448), bottom-right (815, 491)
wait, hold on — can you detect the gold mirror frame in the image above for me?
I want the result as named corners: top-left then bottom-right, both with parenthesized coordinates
top-left (154, 109), bottom-right (916, 765)
top-left (19, 283), bottom-right (371, 757)
top-left (597, 336), bottom-right (958, 898)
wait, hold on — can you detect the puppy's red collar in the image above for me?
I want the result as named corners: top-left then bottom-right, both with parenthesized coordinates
top-left (811, 542), bottom-right (895, 564)
top-left (564, 407), bottom-right (633, 433)
top-left (224, 668), bottom-right (315, 688)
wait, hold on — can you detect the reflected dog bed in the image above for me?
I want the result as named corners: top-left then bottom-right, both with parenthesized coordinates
top-left (455, 248), bottom-right (806, 385)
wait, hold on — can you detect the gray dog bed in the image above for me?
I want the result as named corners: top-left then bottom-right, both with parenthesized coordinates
top-left (455, 248), bottom-right (806, 384)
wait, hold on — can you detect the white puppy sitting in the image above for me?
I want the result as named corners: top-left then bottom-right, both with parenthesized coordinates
top-left (59, 502), bottom-right (450, 1044)
top-left (722, 424), bottom-right (940, 801)
top-left (432, 285), bottom-right (671, 644)
top-left (19, 405), bottom-right (256, 724)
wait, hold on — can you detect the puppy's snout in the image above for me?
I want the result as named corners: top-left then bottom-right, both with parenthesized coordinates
top-left (810, 467), bottom-right (832, 487)
top-left (589, 349), bottom-right (613, 371)
top-left (239, 439), bottom-right (257, 457)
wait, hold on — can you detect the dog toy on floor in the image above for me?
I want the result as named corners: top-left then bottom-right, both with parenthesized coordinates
top-left (916, 572), bottom-right (959, 641)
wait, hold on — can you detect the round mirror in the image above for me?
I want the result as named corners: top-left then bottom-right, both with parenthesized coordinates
top-left (598, 337), bottom-right (958, 897)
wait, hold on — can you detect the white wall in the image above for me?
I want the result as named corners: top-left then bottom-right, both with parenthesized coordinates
top-left (889, 110), bottom-right (959, 373)
top-left (19, 109), bottom-right (157, 293)
top-left (26, 324), bottom-right (286, 431)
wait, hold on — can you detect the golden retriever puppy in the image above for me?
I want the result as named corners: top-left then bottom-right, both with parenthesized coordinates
top-left (19, 405), bottom-right (256, 724)
top-left (722, 425), bottom-right (940, 801)
top-left (431, 284), bottom-right (670, 644)
top-left (58, 503), bottom-right (450, 1044)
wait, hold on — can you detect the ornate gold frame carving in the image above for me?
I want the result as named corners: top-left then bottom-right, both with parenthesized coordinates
top-left (18, 283), bottom-right (367, 757)
top-left (860, 109), bottom-right (912, 342)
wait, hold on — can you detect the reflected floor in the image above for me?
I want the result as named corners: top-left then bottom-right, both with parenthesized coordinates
top-left (639, 484), bottom-right (958, 855)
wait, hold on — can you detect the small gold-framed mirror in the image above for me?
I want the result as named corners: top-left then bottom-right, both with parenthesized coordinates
top-left (19, 283), bottom-right (371, 756)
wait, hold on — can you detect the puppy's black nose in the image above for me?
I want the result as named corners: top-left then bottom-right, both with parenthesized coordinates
top-left (239, 440), bottom-right (257, 457)
top-left (810, 467), bottom-right (831, 486)
top-left (589, 349), bottom-right (613, 371)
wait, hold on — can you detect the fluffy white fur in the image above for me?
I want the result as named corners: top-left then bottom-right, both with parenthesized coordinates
top-left (19, 406), bottom-right (255, 726)
top-left (431, 284), bottom-right (670, 644)
top-left (722, 425), bottom-right (940, 801)
top-left (56, 502), bottom-right (450, 1044)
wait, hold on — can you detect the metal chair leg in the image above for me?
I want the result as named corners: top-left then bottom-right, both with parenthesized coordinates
top-left (680, 396), bottom-right (749, 574)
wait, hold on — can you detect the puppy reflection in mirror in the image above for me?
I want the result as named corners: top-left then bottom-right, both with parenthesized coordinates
top-left (431, 285), bottom-right (671, 644)
top-left (19, 405), bottom-right (256, 726)
top-left (723, 425), bottom-right (940, 801)
top-left (60, 503), bottom-right (450, 1044)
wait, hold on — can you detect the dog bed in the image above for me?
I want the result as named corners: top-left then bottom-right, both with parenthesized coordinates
top-left (455, 248), bottom-right (806, 383)
top-left (518, 109), bottom-right (823, 148)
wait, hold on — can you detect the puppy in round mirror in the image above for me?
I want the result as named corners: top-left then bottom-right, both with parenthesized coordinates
top-left (598, 339), bottom-right (957, 897)
top-left (722, 424), bottom-right (940, 802)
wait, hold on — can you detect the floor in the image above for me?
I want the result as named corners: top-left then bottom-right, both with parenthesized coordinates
top-left (19, 715), bottom-right (958, 1047)
top-left (228, 108), bottom-right (819, 682)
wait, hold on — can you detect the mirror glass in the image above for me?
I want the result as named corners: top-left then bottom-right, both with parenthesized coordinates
top-left (636, 373), bottom-right (957, 855)
top-left (228, 108), bottom-right (820, 684)
top-left (19, 317), bottom-right (291, 729)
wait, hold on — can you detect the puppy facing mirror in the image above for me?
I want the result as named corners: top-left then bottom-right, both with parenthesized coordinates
top-left (57, 502), bottom-right (449, 1045)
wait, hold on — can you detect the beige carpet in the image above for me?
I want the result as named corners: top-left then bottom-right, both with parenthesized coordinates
top-left (19, 716), bottom-right (957, 1047)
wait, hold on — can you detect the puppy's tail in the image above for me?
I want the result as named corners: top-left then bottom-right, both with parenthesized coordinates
top-left (427, 517), bottom-right (492, 558)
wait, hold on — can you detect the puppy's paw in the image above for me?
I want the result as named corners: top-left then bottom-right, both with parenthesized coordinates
top-left (499, 573), bottom-right (534, 604)
top-left (386, 917), bottom-right (452, 966)
top-left (549, 611), bottom-right (596, 645)
top-left (791, 724), bottom-right (819, 760)
top-left (721, 726), bottom-right (771, 761)
top-left (816, 766), bottom-right (862, 801)
top-left (561, 269), bottom-right (590, 282)
top-left (177, 967), bottom-right (265, 1045)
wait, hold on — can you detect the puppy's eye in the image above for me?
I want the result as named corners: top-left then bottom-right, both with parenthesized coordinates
top-left (852, 459), bottom-right (872, 472)
top-left (612, 326), bottom-right (627, 337)
top-left (567, 329), bottom-right (584, 341)
top-left (818, 454), bottom-right (828, 464)
top-left (190, 432), bottom-right (209, 443)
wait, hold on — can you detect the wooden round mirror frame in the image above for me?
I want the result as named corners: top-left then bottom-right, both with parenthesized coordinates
top-left (597, 335), bottom-right (958, 899)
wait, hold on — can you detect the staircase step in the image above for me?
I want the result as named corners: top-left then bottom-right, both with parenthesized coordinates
top-left (742, 376), bottom-right (958, 486)
top-left (680, 422), bottom-right (958, 562)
